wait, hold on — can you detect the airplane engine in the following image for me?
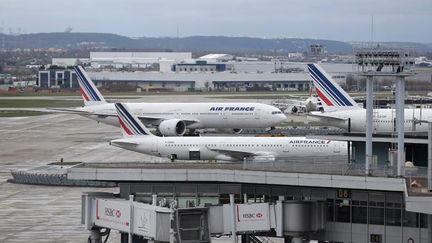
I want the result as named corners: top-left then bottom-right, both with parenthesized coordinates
top-left (158, 119), bottom-right (186, 136)
top-left (216, 128), bottom-right (243, 134)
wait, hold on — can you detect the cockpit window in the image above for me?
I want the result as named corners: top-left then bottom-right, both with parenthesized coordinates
top-left (272, 111), bottom-right (282, 114)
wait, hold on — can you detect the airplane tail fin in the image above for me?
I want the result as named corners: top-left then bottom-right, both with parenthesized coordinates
top-left (74, 65), bottom-right (106, 106)
top-left (114, 103), bottom-right (154, 137)
top-left (307, 63), bottom-right (360, 112)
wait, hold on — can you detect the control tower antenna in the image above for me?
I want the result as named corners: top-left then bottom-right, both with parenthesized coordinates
top-left (371, 15), bottom-right (374, 44)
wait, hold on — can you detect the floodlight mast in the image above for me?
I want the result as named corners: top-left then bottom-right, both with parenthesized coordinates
top-left (355, 46), bottom-right (414, 176)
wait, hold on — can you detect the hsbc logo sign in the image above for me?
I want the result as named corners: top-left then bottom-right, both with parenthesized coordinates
top-left (96, 199), bottom-right (130, 232)
top-left (104, 208), bottom-right (122, 218)
top-left (236, 203), bottom-right (270, 231)
top-left (242, 212), bottom-right (263, 219)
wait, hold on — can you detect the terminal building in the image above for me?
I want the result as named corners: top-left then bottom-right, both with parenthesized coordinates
top-left (71, 155), bottom-right (432, 243)
top-left (38, 52), bottom-right (357, 92)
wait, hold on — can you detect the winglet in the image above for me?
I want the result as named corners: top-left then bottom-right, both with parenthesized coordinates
top-left (114, 103), bottom-right (154, 137)
top-left (307, 63), bottom-right (360, 112)
top-left (74, 65), bottom-right (106, 106)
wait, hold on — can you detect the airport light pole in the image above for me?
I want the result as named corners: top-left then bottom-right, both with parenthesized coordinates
top-left (395, 76), bottom-right (405, 176)
top-left (355, 46), bottom-right (414, 176)
top-left (428, 122), bottom-right (432, 191)
top-left (365, 75), bottom-right (373, 175)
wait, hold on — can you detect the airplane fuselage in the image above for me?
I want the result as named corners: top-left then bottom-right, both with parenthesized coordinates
top-left (309, 108), bottom-right (432, 132)
top-left (81, 102), bottom-right (286, 129)
top-left (111, 136), bottom-right (347, 161)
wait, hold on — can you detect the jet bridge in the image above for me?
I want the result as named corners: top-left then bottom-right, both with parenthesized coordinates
top-left (81, 192), bottom-right (326, 243)
top-left (69, 161), bottom-right (432, 243)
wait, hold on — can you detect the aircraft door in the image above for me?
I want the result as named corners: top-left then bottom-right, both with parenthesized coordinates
top-left (222, 111), bottom-right (228, 120)
top-left (254, 108), bottom-right (261, 120)
top-left (283, 143), bottom-right (289, 152)
top-left (151, 141), bottom-right (158, 153)
top-left (333, 142), bottom-right (341, 153)
top-left (189, 149), bottom-right (201, 160)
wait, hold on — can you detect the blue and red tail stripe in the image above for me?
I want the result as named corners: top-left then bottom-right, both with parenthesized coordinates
top-left (307, 64), bottom-right (354, 107)
top-left (115, 103), bottom-right (149, 136)
top-left (74, 66), bottom-right (102, 102)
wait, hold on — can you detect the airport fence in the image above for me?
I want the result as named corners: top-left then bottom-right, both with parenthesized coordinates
top-left (242, 127), bottom-right (345, 136)
top-left (10, 164), bottom-right (117, 187)
top-left (243, 157), bottom-right (428, 178)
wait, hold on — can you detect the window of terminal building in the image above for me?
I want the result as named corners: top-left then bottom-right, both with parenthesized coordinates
top-left (335, 199), bottom-right (350, 223)
top-left (71, 73), bottom-right (78, 88)
top-left (39, 72), bottom-right (49, 88)
top-left (50, 71), bottom-right (55, 82)
top-left (368, 193), bottom-right (385, 225)
top-left (420, 213), bottom-right (428, 228)
top-left (385, 193), bottom-right (402, 226)
top-left (352, 200), bottom-right (367, 224)
top-left (351, 192), bottom-right (367, 224)
top-left (219, 194), bottom-right (241, 204)
top-left (403, 210), bottom-right (418, 227)
top-left (327, 199), bottom-right (334, 221)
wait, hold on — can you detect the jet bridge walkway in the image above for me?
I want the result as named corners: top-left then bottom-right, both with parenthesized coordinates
top-left (69, 161), bottom-right (432, 243)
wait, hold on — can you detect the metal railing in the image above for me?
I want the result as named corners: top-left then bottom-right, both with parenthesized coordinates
top-left (243, 156), bottom-right (428, 178)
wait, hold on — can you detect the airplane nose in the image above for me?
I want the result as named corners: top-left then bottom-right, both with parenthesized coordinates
top-left (278, 114), bottom-right (287, 123)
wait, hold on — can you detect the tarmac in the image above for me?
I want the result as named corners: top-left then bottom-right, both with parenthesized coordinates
top-left (0, 113), bottom-right (160, 243)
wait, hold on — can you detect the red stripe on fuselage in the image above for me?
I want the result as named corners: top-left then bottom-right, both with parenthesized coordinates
top-left (118, 117), bottom-right (133, 135)
top-left (79, 87), bottom-right (90, 101)
top-left (316, 88), bottom-right (333, 106)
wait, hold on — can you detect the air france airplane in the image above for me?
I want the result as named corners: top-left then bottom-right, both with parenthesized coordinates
top-left (110, 103), bottom-right (347, 162)
top-left (307, 63), bottom-right (432, 132)
top-left (69, 66), bottom-right (286, 136)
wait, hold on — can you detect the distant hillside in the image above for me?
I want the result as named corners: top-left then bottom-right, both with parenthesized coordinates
top-left (0, 32), bottom-right (352, 54)
top-left (1, 32), bottom-right (431, 54)
top-left (135, 36), bottom-right (353, 54)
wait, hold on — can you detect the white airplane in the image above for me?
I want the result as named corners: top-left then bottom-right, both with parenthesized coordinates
top-left (271, 94), bottom-right (319, 114)
top-left (307, 63), bottom-right (432, 132)
top-left (68, 66), bottom-right (286, 136)
top-left (110, 103), bottom-right (347, 162)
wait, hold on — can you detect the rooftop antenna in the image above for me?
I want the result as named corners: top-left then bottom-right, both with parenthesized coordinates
top-left (371, 15), bottom-right (374, 44)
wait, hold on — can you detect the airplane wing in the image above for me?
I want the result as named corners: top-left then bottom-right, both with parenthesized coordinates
top-left (308, 112), bottom-right (348, 121)
top-left (207, 147), bottom-right (274, 161)
top-left (110, 140), bottom-right (139, 148)
top-left (48, 108), bottom-right (90, 115)
top-left (49, 108), bottom-right (199, 124)
top-left (49, 108), bottom-right (119, 118)
top-left (208, 148), bottom-right (256, 160)
top-left (137, 116), bottom-right (199, 125)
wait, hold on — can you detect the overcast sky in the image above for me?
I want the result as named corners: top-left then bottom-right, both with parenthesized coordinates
top-left (1, 0), bottom-right (431, 43)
